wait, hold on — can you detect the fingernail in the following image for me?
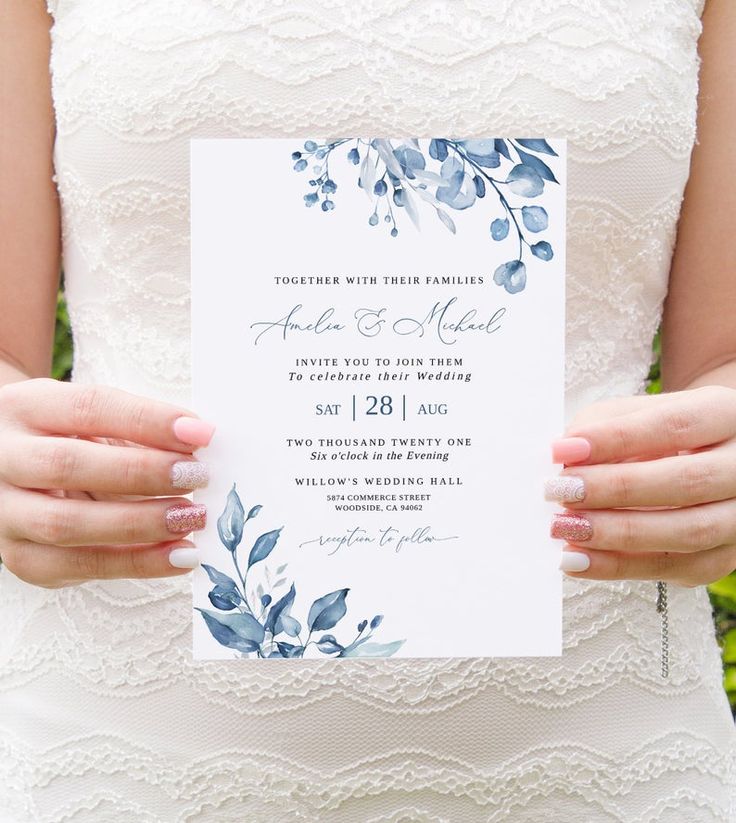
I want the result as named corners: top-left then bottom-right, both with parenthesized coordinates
top-left (544, 475), bottom-right (586, 503)
top-left (168, 547), bottom-right (201, 569)
top-left (551, 436), bottom-right (591, 464)
top-left (559, 551), bottom-right (590, 572)
top-left (165, 503), bottom-right (207, 533)
top-left (550, 512), bottom-right (593, 541)
top-left (173, 416), bottom-right (216, 447)
top-left (170, 461), bottom-right (209, 489)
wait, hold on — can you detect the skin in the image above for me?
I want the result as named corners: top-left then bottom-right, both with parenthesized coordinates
top-left (1, 0), bottom-right (734, 588)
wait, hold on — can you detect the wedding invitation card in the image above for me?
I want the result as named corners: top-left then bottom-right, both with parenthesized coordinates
top-left (190, 137), bottom-right (566, 660)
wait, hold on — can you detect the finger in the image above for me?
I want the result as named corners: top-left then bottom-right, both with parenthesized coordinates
top-left (0, 434), bottom-right (209, 495)
top-left (561, 385), bottom-right (736, 464)
top-left (547, 439), bottom-right (736, 508)
top-left (2, 378), bottom-right (215, 452)
top-left (564, 392), bottom-right (668, 431)
top-left (0, 538), bottom-right (200, 587)
top-left (558, 542), bottom-right (736, 586)
top-left (3, 487), bottom-right (207, 546)
top-left (549, 498), bottom-right (736, 554)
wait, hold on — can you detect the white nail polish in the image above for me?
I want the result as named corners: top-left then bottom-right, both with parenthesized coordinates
top-left (559, 551), bottom-right (590, 572)
top-left (169, 547), bottom-right (201, 569)
top-left (544, 475), bottom-right (586, 503)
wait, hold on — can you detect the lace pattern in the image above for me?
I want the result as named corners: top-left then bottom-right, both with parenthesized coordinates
top-left (2, 1), bottom-right (734, 820)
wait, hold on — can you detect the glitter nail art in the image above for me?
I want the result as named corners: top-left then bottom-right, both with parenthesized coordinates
top-left (170, 461), bottom-right (209, 489)
top-left (165, 503), bottom-right (207, 533)
top-left (550, 512), bottom-right (593, 542)
top-left (544, 475), bottom-right (586, 503)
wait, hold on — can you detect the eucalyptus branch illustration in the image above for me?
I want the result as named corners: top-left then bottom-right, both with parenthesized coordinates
top-left (291, 137), bottom-right (559, 294)
top-left (195, 483), bottom-right (405, 659)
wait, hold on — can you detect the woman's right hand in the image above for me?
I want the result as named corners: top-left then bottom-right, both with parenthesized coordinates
top-left (0, 377), bottom-right (216, 588)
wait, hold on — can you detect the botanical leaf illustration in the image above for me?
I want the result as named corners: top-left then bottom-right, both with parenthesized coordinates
top-left (290, 137), bottom-right (560, 292)
top-left (247, 527), bottom-right (283, 568)
top-left (307, 589), bottom-right (349, 632)
top-left (196, 486), bottom-right (404, 658)
top-left (217, 483), bottom-right (245, 552)
top-left (195, 608), bottom-right (265, 653)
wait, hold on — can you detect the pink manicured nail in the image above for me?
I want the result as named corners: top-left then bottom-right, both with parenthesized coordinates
top-left (165, 503), bottom-right (207, 534)
top-left (551, 436), bottom-right (591, 464)
top-left (173, 416), bottom-right (216, 447)
top-left (550, 512), bottom-right (593, 542)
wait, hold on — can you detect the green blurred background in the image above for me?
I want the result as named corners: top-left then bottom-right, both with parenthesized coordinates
top-left (52, 284), bottom-right (736, 710)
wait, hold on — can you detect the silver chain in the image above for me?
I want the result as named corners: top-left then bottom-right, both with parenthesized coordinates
top-left (656, 580), bottom-right (669, 678)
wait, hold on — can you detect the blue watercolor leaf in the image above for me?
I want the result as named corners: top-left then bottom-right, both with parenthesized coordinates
top-left (436, 169), bottom-right (476, 210)
top-left (370, 614), bottom-right (383, 630)
top-left (515, 138), bottom-right (558, 156)
top-left (490, 218), bottom-right (509, 240)
top-left (531, 241), bottom-right (554, 261)
top-left (316, 634), bottom-right (344, 654)
top-left (393, 146), bottom-right (426, 179)
top-left (436, 207), bottom-right (456, 234)
top-left (340, 639), bottom-right (406, 657)
top-left (506, 164), bottom-right (544, 197)
top-left (264, 583), bottom-right (296, 635)
top-left (459, 139), bottom-right (500, 168)
top-left (276, 642), bottom-right (304, 658)
top-left (439, 155), bottom-right (462, 181)
top-left (246, 504), bottom-right (262, 521)
top-left (307, 588), bottom-right (349, 632)
top-left (217, 483), bottom-right (245, 553)
top-left (247, 527), bottom-right (283, 568)
top-left (201, 564), bottom-right (238, 589)
top-left (493, 260), bottom-right (527, 294)
top-left (429, 139), bottom-right (448, 161)
top-left (494, 138), bottom-right (511, 160)
top-left (280, 614), bottom-right (302, 638)
top-left (521, 205), bottom-right (548, 232)
top-left (208, 584), bottom-right (242, 611)
top-left (514, 146), bottom-right (558, 184)
top-left (196, 608), bottom-right (265, 653)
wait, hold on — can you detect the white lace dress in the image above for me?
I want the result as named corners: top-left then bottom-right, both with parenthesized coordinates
top-left (1, 1), bottom-right (735, 820)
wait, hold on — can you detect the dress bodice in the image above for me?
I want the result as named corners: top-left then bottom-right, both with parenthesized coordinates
top-left (2, 3), bottom-right (734, 822)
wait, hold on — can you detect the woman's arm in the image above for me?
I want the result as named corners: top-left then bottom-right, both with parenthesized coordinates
top-left (0, 1), bottom-right (216, 584)
top-left (0, 0), bottom-right (61, 384)
top-left (546, 0), bottom-right (736, 584)
top-left (660, 0), bottom-right (736, 392)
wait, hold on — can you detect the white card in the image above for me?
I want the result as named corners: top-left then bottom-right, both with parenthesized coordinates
top-left (190, 138), bottom-right (566, 660)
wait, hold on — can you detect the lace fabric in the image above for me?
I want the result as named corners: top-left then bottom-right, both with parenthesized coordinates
top-left (2, 1), bottom-right (735, 820)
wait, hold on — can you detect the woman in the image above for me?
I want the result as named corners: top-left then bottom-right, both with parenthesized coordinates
top-left (1, 0), bottom-right (734, 820)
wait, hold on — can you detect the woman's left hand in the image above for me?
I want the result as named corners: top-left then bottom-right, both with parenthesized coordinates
top-left (545, 384), bottom-right (736, 585)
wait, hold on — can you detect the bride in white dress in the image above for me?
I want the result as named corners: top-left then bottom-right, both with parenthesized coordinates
top-left (1, 0), bottom-right (735, 820)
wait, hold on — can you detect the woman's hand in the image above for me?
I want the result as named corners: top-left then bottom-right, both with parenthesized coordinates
top-left (545, 384), bottom-right (736, 586)
top-left (0, 377), bottom-right (216, 587)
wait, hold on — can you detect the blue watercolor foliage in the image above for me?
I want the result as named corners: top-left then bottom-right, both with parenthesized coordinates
top-left (196, 483), bottom-right (406, 659)
top-left (290, 137), bottom-right (561, 294)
